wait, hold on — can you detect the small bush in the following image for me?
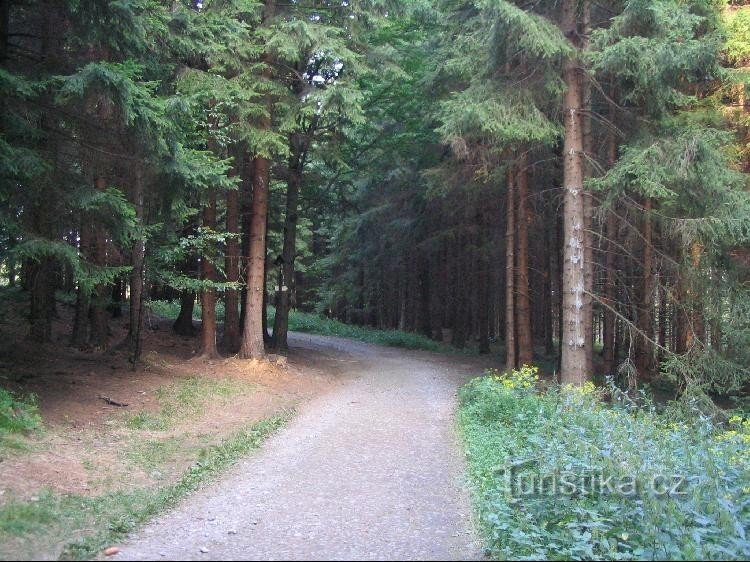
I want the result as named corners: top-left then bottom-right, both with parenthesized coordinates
top-left (459, 367), bottom-right (750, 560)
top-left (0, 388), bottom-right (42, 435)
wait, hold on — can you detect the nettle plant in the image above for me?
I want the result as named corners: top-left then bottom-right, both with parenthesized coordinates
top-left (459, 367), bottom-right (750, 560)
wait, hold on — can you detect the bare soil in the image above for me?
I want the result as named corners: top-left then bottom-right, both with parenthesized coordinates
top-left (0, 296), bottom-right (339, 505)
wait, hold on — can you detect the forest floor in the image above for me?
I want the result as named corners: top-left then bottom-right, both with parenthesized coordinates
top-left (108, 333), bottom-right (491, 561)
top-left (0, 291), bottom-right (339, 559)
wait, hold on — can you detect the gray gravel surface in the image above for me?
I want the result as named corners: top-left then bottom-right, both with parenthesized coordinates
top-left (112, 333), bottom-right (486, 561)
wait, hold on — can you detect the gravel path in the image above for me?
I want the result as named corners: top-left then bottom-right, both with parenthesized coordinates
top-left (113, 333), bottom-right (485, 561)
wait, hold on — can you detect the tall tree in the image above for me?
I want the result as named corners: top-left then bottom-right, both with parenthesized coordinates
top-left (559, 0), bottom-right (591, 385)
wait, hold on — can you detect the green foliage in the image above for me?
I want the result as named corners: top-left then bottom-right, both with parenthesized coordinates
top-left (459, 370), bottom-right (750, 560)
top-left (0, 389), bottom-right (42, 436)
top-left (592, 0), bottom-right (725, 115)
top-left (724, 5), bottom-right (750, 66)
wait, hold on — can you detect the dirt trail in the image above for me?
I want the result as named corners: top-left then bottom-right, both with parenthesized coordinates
top-left (113, 333), bottom-right (487, 561)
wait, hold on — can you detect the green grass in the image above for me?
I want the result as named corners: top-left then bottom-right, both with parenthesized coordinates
top-left (125, 437), bottom-right (185, 471)
top-left (459, 367), bottom-right (750, 560)
top-left (280, 308), bottom-right (458, 353)
top-left (0, 412), bottom-right (292, 561)
top-left (125, 376), bottom-right (253, 431)
top-left (0, 388), bottom-right (42, 451)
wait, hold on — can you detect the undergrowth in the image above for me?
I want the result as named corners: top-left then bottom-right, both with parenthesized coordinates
top-left (459, 366), bottom-right (750, 560)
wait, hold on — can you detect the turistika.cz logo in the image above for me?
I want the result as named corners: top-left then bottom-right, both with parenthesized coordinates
top-left (495, 458), bottom-right (690, 498)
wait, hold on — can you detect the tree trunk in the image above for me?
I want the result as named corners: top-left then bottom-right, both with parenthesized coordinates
top-left (89, 173), bottom-right (109, 350)
top-left (109, 278), bottom-right (124, 318)
top-left (173, 289), bottom-right (196, 336)
top-left (505, 166), bottom-right (517, 370)
top-left (684, 241), bottom-right (705, 350)
top-left (128, 165), bottom-right (146, 368)
top-left (560, 0), bottom-right (590, 385)
top-left (223, 166), bottom-right (241, 353)
top-left (478, 242), bottom-right (490, 354)
top-left (240, 151), bottom-right (270, 358)
top-left (28, 258), bottom-right (55, 343)
top-left (7, 234), bottom-right (15, 287)
top-left (451, 233), bottom-right (467, 348)
top-left (543, 203), bottom-right (554, 356)
top-left (603, 105), bottom-right (618, 375)
top-left (239, 154), bottom-right (254, 334)
top-left (635, 198), bottom-right (655, 380)
top-left (239, 0), bottom-right (274, 359)
top-left (200, 191), bottom-right (219, 358)
top-left (71, 223), bottom-right (91, 347)
top-left (273, 148), bottom-right (303, 351)
top-left (581, 0), bottom-right (594, 380)
top-left (418, 253), bottom-right (432, 338)
top-left (602, 210), bottom-right (618, 374)
top-left (515, 154), bottom-right (533, 366)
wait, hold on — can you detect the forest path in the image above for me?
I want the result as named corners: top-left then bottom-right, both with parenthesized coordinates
top-left (112, 333), bottom-right (487, 561)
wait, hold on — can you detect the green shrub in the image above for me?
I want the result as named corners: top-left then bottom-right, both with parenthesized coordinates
top-left (0, 388), bottom-right (42, 435)
top-left (459, 368), bottom-right (750, 560)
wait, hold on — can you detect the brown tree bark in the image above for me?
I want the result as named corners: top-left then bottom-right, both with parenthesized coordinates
top-left (173, 289), bottom-right (196, 336)
top-left (515, 154), bottom-right (533, 366)
top-left (418, 253), bottom-right (432, 339)
top-left (684, 241), bottom-right (705, 350)
top-left (239, 152), bottom-right (271, 358)
top-left (71, 223), bottom-right (91, 347)
top-left (239, 154), bottom-right (254, 334)
top-left (543, 201), bottom-right (554, 356)
top-left (635, 198), bottom-right (655, 380)
top-left (478, 249), bottom-right (490, 354)
top-left (128, 165), bottom-right (146, 367)
top-left (28, 257), bottom-right (55, 343)
top-left (239, 0), bottom-right (274, 359)
top-left (223, 164), bottom-right (241, 353)
top-left (560, 0), bottom-right (591, 385)
top-left (6, 235), bottom-right (15, 287)
top-left (602, 211), bottom-right (618, 374)
top-left (581, 0), bottom-right (595, 380)
top-left (272, 147), bottom-right (303, 351)
top-left (505, 166), bottom-right (517, 370)
top-left (451, 232), bottom-right (468, 349)
top-left (603, 103), bottom-right (618, 375)
top-left (89, 173), bottom-right (110, 350)
top-left (200, 191), bottom-right (219, 358)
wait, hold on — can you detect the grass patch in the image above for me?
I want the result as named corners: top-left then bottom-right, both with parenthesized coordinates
top-left (0, 389), bottom-right (41, 434)
top-left (125, 437), bottom-right (185, 472)
top-left (459, 367), bottom-right (750, 560)
top-left (0, 412), bottom-right (292, 561)
top-left (0, 388), bottom-right (42, 452)
top-left (125, 376), bottom-right (253, 431)
top-left (277, 307), bottom-right (463, 353)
